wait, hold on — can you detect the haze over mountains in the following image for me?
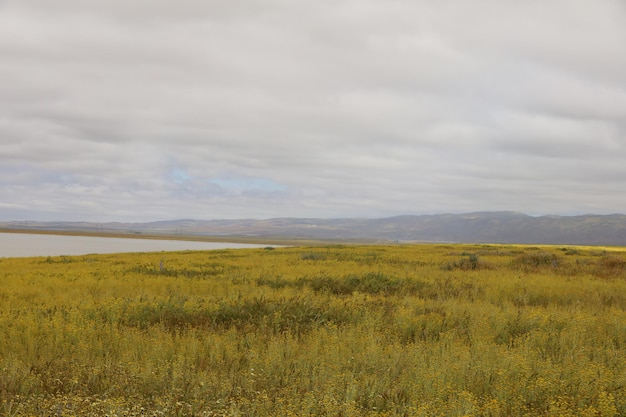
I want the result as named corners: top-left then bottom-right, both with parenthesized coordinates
top-left (3, 212), bottom-right (626, 246)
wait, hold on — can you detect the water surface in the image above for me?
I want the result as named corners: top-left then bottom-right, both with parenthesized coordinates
top-left (0, 232), bottom-right (272, 258)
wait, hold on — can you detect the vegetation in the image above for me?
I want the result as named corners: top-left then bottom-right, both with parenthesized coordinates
top-left (1, 244), bottom-right (626, 416)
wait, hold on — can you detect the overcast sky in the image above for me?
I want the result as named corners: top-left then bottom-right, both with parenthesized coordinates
top-left (2, 0), bottom-right (626, 222)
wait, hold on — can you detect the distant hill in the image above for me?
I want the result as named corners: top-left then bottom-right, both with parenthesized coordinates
top-left (3, 212), bottom-right (626, 245)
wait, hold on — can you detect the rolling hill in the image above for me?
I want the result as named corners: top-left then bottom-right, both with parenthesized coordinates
top-left (3, 212), bottom-right (626, 245)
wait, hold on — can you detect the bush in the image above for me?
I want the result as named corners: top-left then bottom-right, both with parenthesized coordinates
top-left (511, 252), bottom-right (560, 271)
top-left (441, 253), bottom-right (490, 271)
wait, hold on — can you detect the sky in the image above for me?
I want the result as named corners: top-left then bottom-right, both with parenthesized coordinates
top-left (2, 0), bottom-right (626, 222)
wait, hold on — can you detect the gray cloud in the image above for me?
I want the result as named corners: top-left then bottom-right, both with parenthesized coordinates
top-left (1, 0), bottom-right (625, 221)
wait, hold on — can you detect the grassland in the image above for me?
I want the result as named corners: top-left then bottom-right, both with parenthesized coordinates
top-left (1, 244), bottom-right (626, 416)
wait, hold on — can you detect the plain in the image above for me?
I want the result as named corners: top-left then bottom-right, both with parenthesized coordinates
top-left (1, 243), bottom-right (625, 416)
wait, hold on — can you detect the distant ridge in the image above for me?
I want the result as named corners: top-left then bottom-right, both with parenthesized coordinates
top-left (2, 212), bottom-right (626, 246)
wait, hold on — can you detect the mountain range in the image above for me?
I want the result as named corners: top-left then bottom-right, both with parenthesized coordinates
top-left (3, 211), bottom-right (626, 246)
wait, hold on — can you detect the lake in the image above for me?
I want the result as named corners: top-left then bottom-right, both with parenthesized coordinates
top-left (0, 232), bottom-right (274, 258)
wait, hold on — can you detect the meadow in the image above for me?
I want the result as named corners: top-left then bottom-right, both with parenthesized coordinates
top-left (1, 243), bottom-right (626, 416)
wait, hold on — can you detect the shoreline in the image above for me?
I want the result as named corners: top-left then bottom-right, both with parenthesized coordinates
top-left (0, 227), bottom-right (376, 247)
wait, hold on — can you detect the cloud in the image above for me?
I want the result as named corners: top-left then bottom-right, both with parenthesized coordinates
top-left (1, 0), bottom-right (625, 221)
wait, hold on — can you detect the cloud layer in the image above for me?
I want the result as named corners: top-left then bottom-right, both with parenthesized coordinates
top-left (2, 0), bottom-right (625, 221)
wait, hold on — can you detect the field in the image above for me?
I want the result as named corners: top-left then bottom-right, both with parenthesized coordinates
top-left (1, 243), bottom-right (626, 416)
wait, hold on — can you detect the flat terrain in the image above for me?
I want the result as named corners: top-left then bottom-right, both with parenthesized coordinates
top-left (1, 244), bottom-right (626, 416)
top-left (0, 227), bottom-right (364, 247)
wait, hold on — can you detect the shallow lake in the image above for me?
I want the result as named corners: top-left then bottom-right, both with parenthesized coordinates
top-left (0, 232), bottom-right (274, 258)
